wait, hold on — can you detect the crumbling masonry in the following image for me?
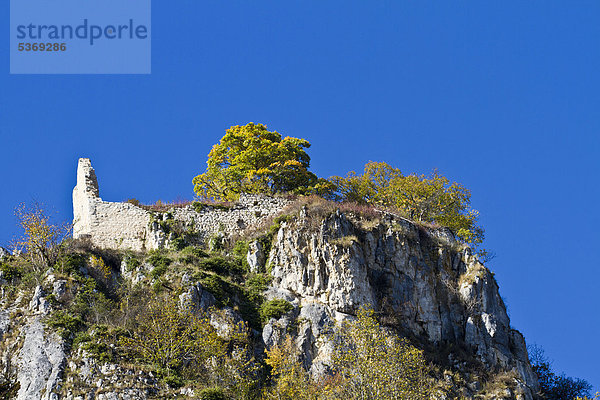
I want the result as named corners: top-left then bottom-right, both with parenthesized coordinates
top-left (72, 158), bottom-right (290, 251)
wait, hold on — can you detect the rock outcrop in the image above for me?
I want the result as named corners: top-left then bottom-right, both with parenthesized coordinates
top-left (0, 247), bottom-right (10, 260)
top-left (16, 318), bottom-right (66, 400)
top-left (264, 210), bottom-right (539, 398)
top-left (0, 160), bottom-right (542, 399)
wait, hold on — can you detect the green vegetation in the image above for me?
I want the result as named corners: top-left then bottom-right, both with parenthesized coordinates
top-left (0, 357), bottom-right (19, 399)
top-left (191, 124), bottom-right (488, 254)
top-left (178, 245), bottom-right (208, 264)
top-left (188, 122), bottom-right (493, 258)
top-left (147, 250), bottom-right (172, 278)
top-left (4, 154), bottom-right (592, 399)
top-left (264, 307), bottom-right (431, 399)
top-left (198, 255), bottom-right (247, 276)
top-left (529, 345), bottom-right (592, 400)
top-left (192, 122), bottom-right (333, 200)
top-left (123, 253), bottom-right (141, 271)
top-left (14, 202), bottom-right (70, 270)
top-left (330, 161), bottom-right (484, 246)
top-left (55, 253), bottom-right (87, 275)
top-left (46, 310), bottom-right (84, 339)
top-left (198, 387), bottom-right (229, 400)
top-left (259, 299), bottom-right (293, 324)
top-left (120, 297), bottom-right (226, 372)
top-left (0, 262), bottom-right (22, 282)
top-left (74, 325), bottom-right (129, 363)
top-left (246, 274), bottom-right (271, 303)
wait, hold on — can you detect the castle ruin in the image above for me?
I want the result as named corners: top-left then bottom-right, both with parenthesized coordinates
top-left (72, 158), bottom-right (290, 251)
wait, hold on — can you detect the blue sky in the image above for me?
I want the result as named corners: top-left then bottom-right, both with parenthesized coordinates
top-left (1, 1), bottom-right (599, 391)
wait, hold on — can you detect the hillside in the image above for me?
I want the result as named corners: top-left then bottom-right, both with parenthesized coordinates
top-left (0, 159), bottom-right (540, 400)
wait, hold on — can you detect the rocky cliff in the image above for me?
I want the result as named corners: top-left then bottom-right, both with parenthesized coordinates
top-left (0, 166), bottom-right (541, 399)
top-left (262, 207), bottom-right (539, 398)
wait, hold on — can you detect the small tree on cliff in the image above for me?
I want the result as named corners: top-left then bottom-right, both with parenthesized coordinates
top-left (330, 307), bottom-right (431, 400)
top-left (330, 161), bottom-right (484, 245)
top-left (264, 307), bottom-right (431, 400)
top-left (13, 202), bottom-right (70, 271)
top-left (193, 123), bottom-right (333, 200)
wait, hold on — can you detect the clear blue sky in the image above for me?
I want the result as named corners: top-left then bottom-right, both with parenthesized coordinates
top-left (1, 1), bottom-right (599, 391)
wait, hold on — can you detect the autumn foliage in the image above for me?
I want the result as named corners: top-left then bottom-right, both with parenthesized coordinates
top-left (193, 123), bottom-right (333, 200)
top-left (14, 202), bottom-right (70, 270)
top-left (263, 307), bottom-right (431, 400)
top-left (330, 161), bottom-right (484, 245)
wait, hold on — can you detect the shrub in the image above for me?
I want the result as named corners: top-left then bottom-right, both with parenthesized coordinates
top-left (163, 374), bottom-right (184, 388)
top-left (264, 336), bottom-right (315, 399)
top-left (259, 299), bottom-right (293, 324)
top-left (89, 255), bottom-right (111, 281)
top-left (330, 307), bottom-right (431, 399)
top-left (123, 255), bottom-right (141, 272)
top-left (245, 274), bottom-right (271, 304)
top-left (208, 234), bottom-right (224, 252)
top-left (0, 262), bottom-right (22, 282)
top-left (46, 310), bottom-right (84, 339)
top-left (147, 251), bottom-right (172, 278)
top-left (125, 198), bottom-right (141, 207)
top-left (14, 202), bottom-right (70, 271)
top-left (119, 297), bottom-right (226, 372)
top-left (232, 240), bottom-right (249, 258)
top-left (75, 325), bottom-right (129, 363)
top-left (169, 237), bottom-right (187, 251)
top-left (70, 277), bottom-right (115, 325)
top-left (198, 387), bottom-right (228, 400)
top-left (198, 256), bottom-right (245, 276)
top-left (192, 201), bottom-right (207, 213)
top-left (0, 354), bottom-right (19, 399)
top-left (200, 274), bottom-right (231, 305)
top-left (529, 345), bottom-right (592, 400)
top-left (232, 240), bottom-right (250, 270)
top-left (179, 246), bottom-right (208, 264)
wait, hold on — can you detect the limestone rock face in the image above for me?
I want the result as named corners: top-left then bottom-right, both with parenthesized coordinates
top-left (0, 310), bottom-right (9, 338)
top-left (266, 210), bottom-right (539, 398)
top-left (29, 286), bottom-right (51, 315)
top-left (0, 247), bottom-right (10, 260)
top-left (247, 240), bottom-right (266, 273)
top-left (16, 317), bottom-right (66, 400)
top-left (179, 282), bottom-right (217, 312)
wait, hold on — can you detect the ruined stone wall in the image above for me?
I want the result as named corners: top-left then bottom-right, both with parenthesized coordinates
top-left (72, 158), bottom-right (290, 252)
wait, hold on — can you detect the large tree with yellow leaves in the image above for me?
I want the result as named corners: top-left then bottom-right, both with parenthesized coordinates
top-left (330, 161), bottom-right (484, 246)
top-left (193, 123), bottom-right (331, 200)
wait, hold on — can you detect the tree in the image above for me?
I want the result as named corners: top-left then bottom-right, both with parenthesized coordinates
top-left (264, 307), bottom-right (431, 400)
top-left (577, 394), bottom-right (600, 400)
top-left (120, 297), bottom-right (226, 372)
top-left (529, 345), bottom-right (592, 400)
top-left (330, 161), bottom-right (484, 245)
top-left (13, 202), bottom-right (69, 271)
top-left (263, 336), bottom-right (316, 400)
top-left (193, 123), bottom-right (331, 200)
top-left (330, 306), bottom-right (431, 400)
